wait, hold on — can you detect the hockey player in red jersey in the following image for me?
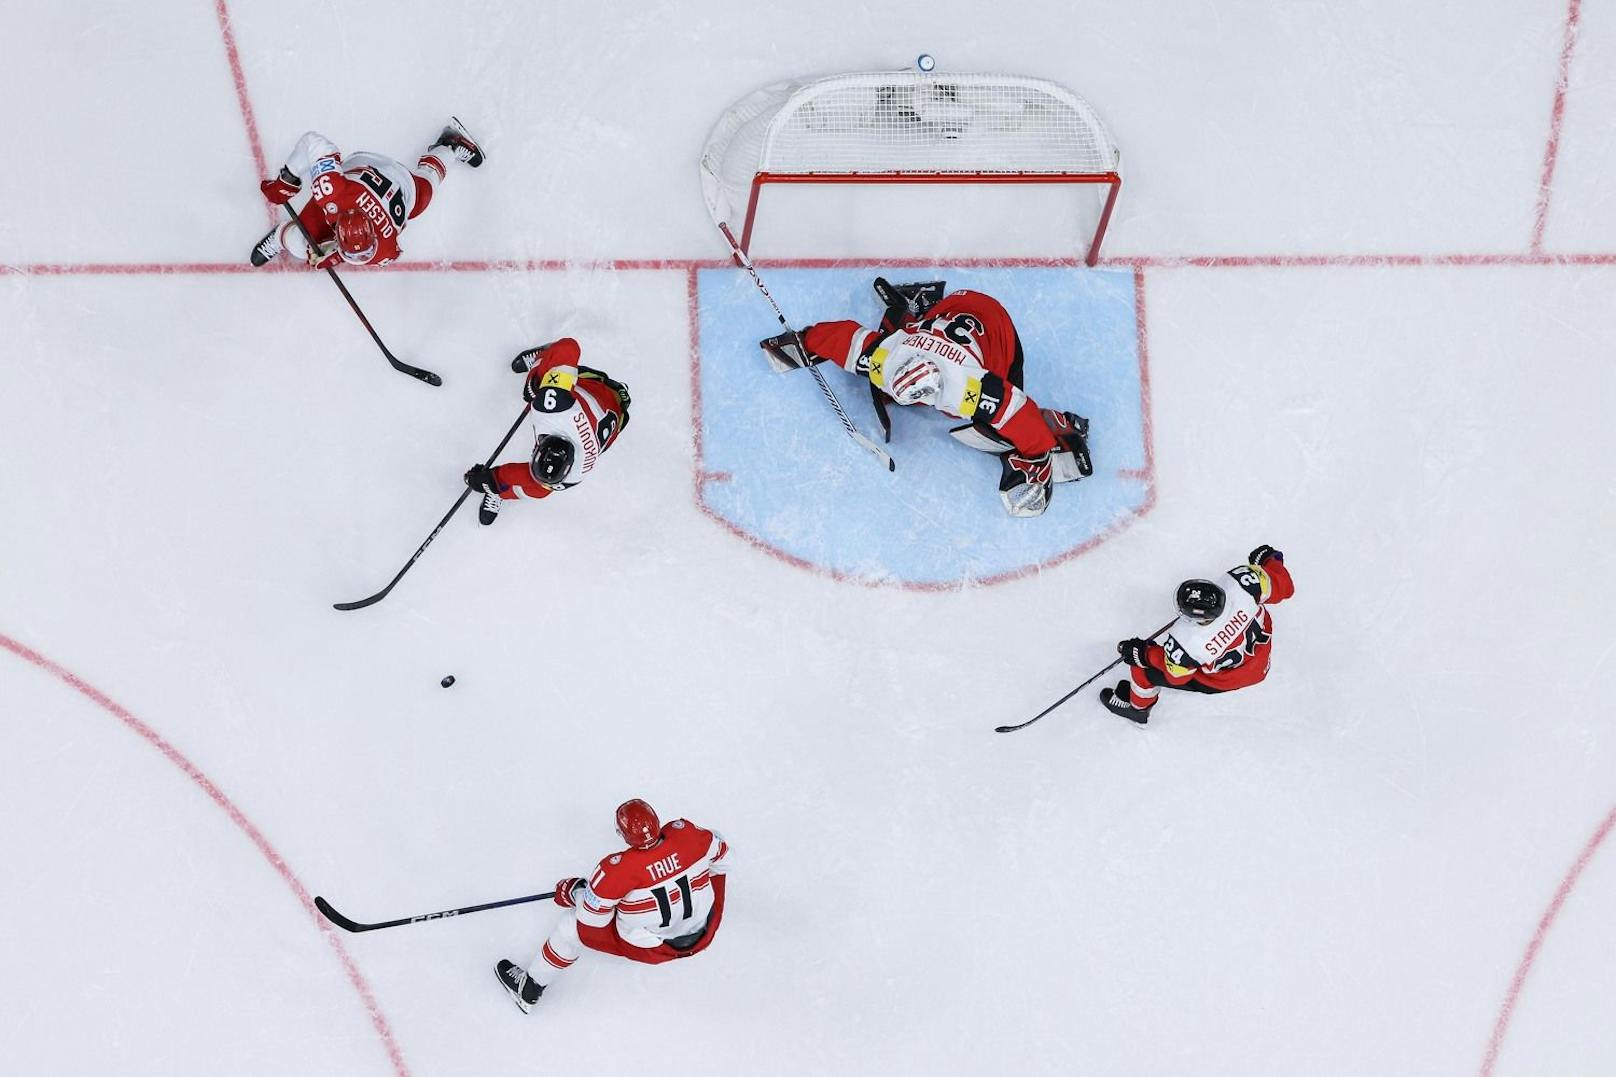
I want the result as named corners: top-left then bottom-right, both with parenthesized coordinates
top-left (460, 339), bottom-right (631, 525)
top-left (248, 118), bottom-right (484, 269)
top-left (760, 279), bottom-right (1093, 516)
top-left (1102, 545), bottom-right (1296, 724)
top-left (496, 799), bottom-right (730, 1012)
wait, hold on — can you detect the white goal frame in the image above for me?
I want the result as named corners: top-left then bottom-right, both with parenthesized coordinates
top-left (700, 71), bottom-right (1123, 265)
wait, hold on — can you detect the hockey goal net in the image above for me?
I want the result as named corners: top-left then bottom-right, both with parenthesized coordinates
top-left (700, 71), bottom-right (1123, 265)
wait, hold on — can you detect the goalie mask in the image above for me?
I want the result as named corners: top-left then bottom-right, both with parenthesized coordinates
top-left (530, 434), bottom-right (577, 489)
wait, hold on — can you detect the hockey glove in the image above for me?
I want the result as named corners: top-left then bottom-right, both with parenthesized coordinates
top-left (260, 167), bottom-right (302, 205)
top-left (998, 452), bottom-right (1053, 518)
top-left (1248, 544), bottom-right (1283, 567)
top-left (463, 464), bottom-right (500, 495)
top-left (553, 877), bottom-right (586, 909)
top-left (1118, 638), bottom-right (1154, 668)
top-left (305, 241), bottom-right (341, 270)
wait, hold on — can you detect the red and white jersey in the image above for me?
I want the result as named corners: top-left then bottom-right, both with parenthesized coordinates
top-left (491, 338), bottom-right (629, 500)
top-left (801, 290), bottom-right (1058, 457)
top-left (1159, 559), bottom-right (1296, 681)
top-left (281, 132), bottom-right (421, 266)
top-left (577, 819), bottom-right (729, 949)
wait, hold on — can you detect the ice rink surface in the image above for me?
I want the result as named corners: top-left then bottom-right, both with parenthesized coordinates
top-left (2, 1), bottom-right (1613, 1074)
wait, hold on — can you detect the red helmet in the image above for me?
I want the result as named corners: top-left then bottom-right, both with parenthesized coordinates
top-left (615, 799), bottom-right (660, 850)
top-left (334, 207), bottom-right (377, 264)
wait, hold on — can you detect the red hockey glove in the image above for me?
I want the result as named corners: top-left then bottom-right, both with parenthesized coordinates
top-left (305, 241), bottom-right (341, 270)
top-left (1118, 638), bottom-right (1154, 668)
top-left (553, 877), bottom-right (586, 909)
top-left (260, 167), bottom-right (302, 205)
top-left (1248, 544), bottom-right (1283, 567)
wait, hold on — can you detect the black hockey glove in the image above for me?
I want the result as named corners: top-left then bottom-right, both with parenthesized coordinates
top-left (1118, 638), bottom-right (1154, 668)
top-left (464, 464), bottom-right (499, 494)
top-left (1248, 544), bottom-right (1283, 567)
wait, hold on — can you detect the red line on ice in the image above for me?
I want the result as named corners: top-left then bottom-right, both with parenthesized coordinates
top-left (1530, 0), bottom-right (1584, 252)
top-left (1480, 802), bottom-right (1616, 1075)
top-left (7, 252), bottom-right (1616, 278)
top-left (211, 0), bottom-right (274, 230)
top-left (0, 633), bottom-right (412, 1077)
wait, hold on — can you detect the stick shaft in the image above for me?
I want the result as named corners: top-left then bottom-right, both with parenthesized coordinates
top-left (995, 619), bottom-right (1178, 733)
top-left (334, 404), bottom-right (532, 610)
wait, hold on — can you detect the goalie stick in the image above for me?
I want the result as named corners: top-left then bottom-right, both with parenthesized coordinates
top-left (716, 223), bottom-right (894, 472)
top-left (280, 203), bottom-right (443, 387)
top-left (315, 889), bottom-right (557, 933)
top-left (334, 402), bottom-right (531, 611)
top-left (995, 619), bottom-right (1177, 733)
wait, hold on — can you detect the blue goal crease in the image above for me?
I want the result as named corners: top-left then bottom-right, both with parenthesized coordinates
top-left (695, 266), bottom-right (1151, 587)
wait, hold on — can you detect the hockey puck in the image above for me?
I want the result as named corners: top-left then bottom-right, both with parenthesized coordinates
top-left (916, 53), bottom-right (935, 72)
top-left (440, 675), bottom-right (456, 688)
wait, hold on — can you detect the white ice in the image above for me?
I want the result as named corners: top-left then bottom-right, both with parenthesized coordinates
top-left (2, 1), bottom-right (1613, 1075)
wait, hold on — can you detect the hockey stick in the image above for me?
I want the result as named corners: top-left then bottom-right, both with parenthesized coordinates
top-left (334, 403), bottom-right (531, 611)
top-left (314, 890), bottom-right (557, 933)
top-left (716, 223), bottom-right (894, 472)
top-left (280, 202), bottom-right (443, 387)
top-left (995, 619), bottom-right (1177, 733)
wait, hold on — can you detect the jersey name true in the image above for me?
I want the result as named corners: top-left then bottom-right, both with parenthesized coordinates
top-left (646, 851), bottom-right (683, 882)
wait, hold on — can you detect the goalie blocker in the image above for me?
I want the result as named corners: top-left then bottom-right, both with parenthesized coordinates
top-left (761, 280), bottom-right (1092, 516)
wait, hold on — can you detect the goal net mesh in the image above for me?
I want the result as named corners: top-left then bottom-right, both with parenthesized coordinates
top-left (700, 71), bottom-right (1122, 256)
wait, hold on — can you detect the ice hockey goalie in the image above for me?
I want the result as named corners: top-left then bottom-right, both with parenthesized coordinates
top-left (761, 280), bottom-right (1093, 517)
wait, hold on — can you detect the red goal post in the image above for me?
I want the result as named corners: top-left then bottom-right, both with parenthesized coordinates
top-left (699, 70), bottom-right (1123, 265)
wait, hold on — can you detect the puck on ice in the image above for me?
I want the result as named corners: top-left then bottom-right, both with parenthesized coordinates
top-left (916, 53), bottom-right (935, 72)
top-left (440, 675), bottom-right (456, 688)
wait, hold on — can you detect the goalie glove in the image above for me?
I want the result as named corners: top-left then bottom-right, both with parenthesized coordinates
top-left (998, 451), bottom-right (1053, 517)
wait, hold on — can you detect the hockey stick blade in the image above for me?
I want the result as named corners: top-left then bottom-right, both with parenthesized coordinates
top-left (314, 890), bottom-right (557, 933)
top-left (279, 202), bottom-right (442, 387)
top-left (996, 618), bottom-right (1177, 733)
top-left (334, 404), bottom-right (531, 610)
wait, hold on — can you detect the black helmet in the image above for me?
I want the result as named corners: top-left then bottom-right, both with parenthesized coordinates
top-left (1175, 579), bottom-right (1226, 622)
top-left (530, 435), bottom-right (576, 487)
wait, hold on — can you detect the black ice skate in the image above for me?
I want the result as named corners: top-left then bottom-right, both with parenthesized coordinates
top-left (496, 959), bottom-right (542, 1013)
top-left (249, 226), bottom-right (283, 267)
top-left (1100, 680), bottom-right (1153, 724)
top-left (477, 491), bottom-right (502, 526)
top-left (430, 116), bottom-right (485, 168)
